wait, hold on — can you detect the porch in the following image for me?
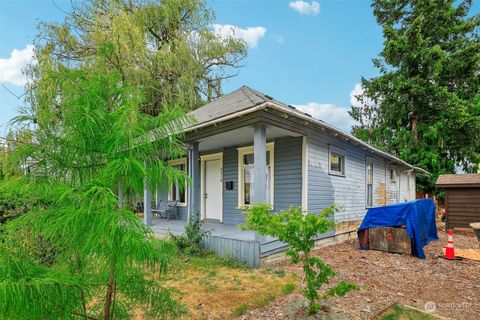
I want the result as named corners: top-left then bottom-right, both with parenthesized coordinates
top-left (151, 217), bottom-right (263, 267)
top-left (150, 217), bottom-right (255, 241)
top-left (140, 89), bottom-right (310, 267)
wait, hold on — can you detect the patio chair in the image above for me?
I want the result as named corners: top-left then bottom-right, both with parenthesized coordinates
top-left (155, 200), bottom-right (179, 221)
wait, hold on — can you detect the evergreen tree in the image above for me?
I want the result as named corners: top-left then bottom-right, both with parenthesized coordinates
top-left (350, 0), bottom-right (480, 192)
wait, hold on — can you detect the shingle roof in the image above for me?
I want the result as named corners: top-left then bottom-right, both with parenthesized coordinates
top-left (186, 86), bottom-right (322, 128)
top-left (186, 86), bottom-right (265, 125)
top-left (436, 174), bottom-right (480, 187)
top-left (186, 86), bottom-right (427, 174)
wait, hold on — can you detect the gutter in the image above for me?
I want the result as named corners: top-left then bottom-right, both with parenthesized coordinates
top-left (184, 102), bottom-right (269, 133)
top-left (183, 101), bottom-right (428, 175)
top-left (263, 102), bottom-right (428, 175)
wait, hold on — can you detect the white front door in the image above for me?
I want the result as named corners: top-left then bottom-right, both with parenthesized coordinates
top-left (204, 158), bottom-right (222, 220)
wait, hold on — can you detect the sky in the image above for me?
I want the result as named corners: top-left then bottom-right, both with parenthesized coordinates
top-left (2, 0), bottom-right (473, 134)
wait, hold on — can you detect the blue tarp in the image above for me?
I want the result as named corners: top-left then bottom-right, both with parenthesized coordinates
top-left (358, 199), bottom-right (438, 259)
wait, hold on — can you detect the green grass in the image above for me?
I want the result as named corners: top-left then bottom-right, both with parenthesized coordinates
top-left (232, 303), bottom-right (248, 316)
top-left (281, 283), bottom-right (296, 295)
top-left (380, 305), bottom-right (438, 320)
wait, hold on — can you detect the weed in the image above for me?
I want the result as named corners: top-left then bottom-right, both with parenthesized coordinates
top-left (274, 269), bottom-right (286, 277)
top-left (207, 270), bottom-right (218, 278)
top-left (232, 304), bottom-right (248, 316)
top-left (257, 294), bottom-right (276, 307)
top-left (281, 283), bottom-right (296, 295)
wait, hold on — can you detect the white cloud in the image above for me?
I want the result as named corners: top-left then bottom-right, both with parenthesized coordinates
top-left (294, 103), bottom-right (355, 132)
top-left (276, 36), bottom-right (285, 44)
top-left (212, 24), bottom-right (267, 48)
top-left (288, 1), bottom-right (320, 16)
top-left (0, 45), bottom-right (34, 86)
top-left (350, 83), bottom-right (375, 109)
top-left (350, 83), bottom-right (363, 108)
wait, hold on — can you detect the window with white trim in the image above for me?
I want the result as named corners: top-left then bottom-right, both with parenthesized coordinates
top-left (366, 161), bottom-right (373, 207)
top-left (329, 145), bottom-right (346, 176)
top-left (168, 158), bottom-right (187, 206)
top-left (238, 143), bottom-right (274, 206)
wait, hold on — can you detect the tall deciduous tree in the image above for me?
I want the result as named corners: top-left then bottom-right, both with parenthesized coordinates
top-left (350, 0), bottom-right (480, 192)
top-left (30, 0), bottom-right (246, 116)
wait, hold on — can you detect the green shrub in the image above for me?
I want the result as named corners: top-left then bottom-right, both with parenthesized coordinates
top-left (170, 212), bottom-right (210, 255)
top-left (243, 205), bottom-right (358, 314)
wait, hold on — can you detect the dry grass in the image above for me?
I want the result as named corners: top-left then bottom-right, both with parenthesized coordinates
top-left (159, 253), bottom-right (297, 319)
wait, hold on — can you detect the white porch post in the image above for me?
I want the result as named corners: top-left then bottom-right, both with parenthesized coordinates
top-left (188, 141), bottom-right (200, 221)
top-left (253, 124), bottom-right (267, 203)
top-left (253, 124), bottom-right (267, 243)
top-left (144, 175), bottom-right (152, 226)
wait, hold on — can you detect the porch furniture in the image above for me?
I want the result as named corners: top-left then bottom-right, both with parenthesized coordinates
top-left (153, 200), bottom-right (179, 221)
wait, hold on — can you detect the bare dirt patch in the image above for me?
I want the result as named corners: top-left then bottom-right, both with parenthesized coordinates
top-left (238, 230), bottom-right (480, 320)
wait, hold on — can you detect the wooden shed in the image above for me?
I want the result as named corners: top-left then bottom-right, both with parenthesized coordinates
top-left (436, 174), bottom-right (480, 230)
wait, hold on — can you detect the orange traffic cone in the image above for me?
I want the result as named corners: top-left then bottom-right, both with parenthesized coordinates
top-left (444, 231), bottom-right (456, 260)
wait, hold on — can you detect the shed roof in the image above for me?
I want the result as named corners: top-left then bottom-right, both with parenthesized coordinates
top-left (436, 174), bottom-right (480, 188)
top-left (185, 86), bottom-right (427, 174)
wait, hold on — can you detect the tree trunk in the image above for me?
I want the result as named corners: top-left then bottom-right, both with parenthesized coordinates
top-left (411, 112), bottom-right (418, 140)
top-left (103, 269), bottom-right (116, 320)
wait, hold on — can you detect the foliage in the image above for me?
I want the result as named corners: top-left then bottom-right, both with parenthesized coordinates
top-left (0, 177), bottom-right (50, 224)
top-left (242, 205), bottom-right (357, 314)
top-left (0, 30), bottom-right (191, 319)
top-left (31, 0), bottom-right (246, 115)
top-left (281, 283), bottom-right (296, 295)
top-left (170, 212), bottom-right (210, 256)
top-left (0, 184), bottom-right (182, 319)
top-left (0, 131), bottom-right (34, 178)
top-left (350, 0), bottom-right (480, 192)
top-left (322, 281), bottom-right (360, 300)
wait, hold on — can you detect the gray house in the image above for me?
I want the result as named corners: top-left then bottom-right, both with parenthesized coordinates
top-left (145, 86), bottom-right (425, 267)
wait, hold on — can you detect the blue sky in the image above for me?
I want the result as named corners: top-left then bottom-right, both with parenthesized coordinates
top-left (2, 0), bottom-right (470, 133)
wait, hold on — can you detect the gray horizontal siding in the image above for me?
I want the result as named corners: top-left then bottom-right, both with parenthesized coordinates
top-left (221, 136), bottom-right (303, 225)
top-left (307, 135), bottom-right (374, 222)
top-left (307, 133), bottom-right (416, 223)
top-left (223, 146), bottom-right (242, 224)
top-left (274, 136), bottom-right (303, 211)
top-left (201, 235), bottom-right (260, 267)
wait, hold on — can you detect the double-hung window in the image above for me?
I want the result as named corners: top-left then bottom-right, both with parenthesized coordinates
top-left (329, 145), bottom-right (346, 176)
top-left (238, 143), bottom-right (274, 207)
top-left (366, 161), bottom-right (373, 207)
top-left (168, 158), bottom-right (187, 206)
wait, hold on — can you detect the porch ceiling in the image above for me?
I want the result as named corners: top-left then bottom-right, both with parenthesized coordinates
top-left (197, 125), bottom-right (301, 152)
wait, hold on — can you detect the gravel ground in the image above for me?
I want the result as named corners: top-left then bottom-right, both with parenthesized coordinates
top-left (238, 230), bottom-right (480, 320)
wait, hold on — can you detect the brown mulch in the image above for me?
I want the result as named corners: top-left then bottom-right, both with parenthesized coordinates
top-left (238, 230), bottom-right (480, 320)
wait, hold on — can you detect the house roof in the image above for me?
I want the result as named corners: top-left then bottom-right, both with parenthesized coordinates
top-left (186, 86), bottom-right (427, 174)
top-left (436, 174), bottom-right (480, 188)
